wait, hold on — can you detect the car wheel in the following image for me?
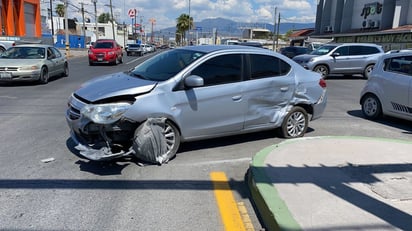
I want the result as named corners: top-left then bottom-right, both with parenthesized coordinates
top-left (364, 64), bottom-right (374, 79)
top-left (89, 60), bottom-right (94, 66)
top-left (361, 94), bottom-right (382, 120)
top-left (61, 62), bottom-right (69, 77)
top-left (313, 65), bottom-right (329, 77)
top-left (279, 106), bottom-right (308, 138)
top-left (39, 66), bottom-right (49, 84)
top-left (119, 54), bottom-right (123, 64)
top-left (133, 120), bottom-right (181, 162)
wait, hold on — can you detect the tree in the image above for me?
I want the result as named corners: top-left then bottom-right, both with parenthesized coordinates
top-left (176, 14), bottom-right (194, 45)
top-left (98, 13), bottom-right (111, 23)
top-left (55, 4), bottom-right (65, 17)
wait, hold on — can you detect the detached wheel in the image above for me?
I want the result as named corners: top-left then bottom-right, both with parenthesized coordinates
top-left (133, 120), bottom-right (181, 162)
top-left (364, 64), bottom-right (374, 79)
top-left (313, 64), bottom-right (329, 77)
top-left (39, 66), bottom-right (49, 84)
top-left (279, 106), bottom-right (308, 138)
top-left (361, 94), bottom-right (382, 120)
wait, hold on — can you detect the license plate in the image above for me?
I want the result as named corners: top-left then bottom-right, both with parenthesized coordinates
top-left (0, 72), bottom-right (11, 79)
top-left (97, 58), bottom-right (103, 61)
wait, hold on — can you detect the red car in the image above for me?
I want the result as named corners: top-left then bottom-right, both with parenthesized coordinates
top-left (88, 39), bottom-right (123, 65)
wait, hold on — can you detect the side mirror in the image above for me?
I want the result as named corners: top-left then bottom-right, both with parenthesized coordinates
top-left (331, 52), bottom-right (340, 57)
top-left (184, 75), bottom-right (204, 88)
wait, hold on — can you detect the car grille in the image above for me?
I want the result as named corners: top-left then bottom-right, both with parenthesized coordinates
top-left (0, 67), bottom-right (18, 71)
top-left (95, 53), bottom-right (105, 58)
top-left (68, 95), bottom-right (87, 120)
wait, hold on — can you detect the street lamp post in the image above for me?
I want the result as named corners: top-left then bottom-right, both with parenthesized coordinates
top-left (109, 0), bottom-right (115, 40)
top-left (49, 0), bottom-right (54, 44)
top-left (64, 0), bottom-right (70, 56)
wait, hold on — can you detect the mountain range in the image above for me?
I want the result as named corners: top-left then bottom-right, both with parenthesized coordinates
top-left (159, 17), bottom-right (315, 37)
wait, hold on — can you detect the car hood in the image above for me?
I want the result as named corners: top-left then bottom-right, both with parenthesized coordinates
top-left (75, 72), bottom-right (157, 102)
top-left (293, 54), bottom-right (319, 61)
top-left (0, 59), bottom-right (43, 66)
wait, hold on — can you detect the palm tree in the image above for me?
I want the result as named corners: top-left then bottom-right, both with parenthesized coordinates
top-left (55, 4), bottom-right (65, 17)
top-left (176, 13), bottom-right (194, 45)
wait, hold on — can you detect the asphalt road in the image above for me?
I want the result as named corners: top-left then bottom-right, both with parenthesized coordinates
top-left (0, 52), bottom-right (411, 231)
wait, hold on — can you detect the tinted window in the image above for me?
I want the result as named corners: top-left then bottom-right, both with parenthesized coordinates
top-left (348, 45), bottom-right (380, 55)
top-left (310, 45), bottom-right (337, 55)
top-left (94, 42), bottom-right (113, 48)
top-left (249, 54), bottom-right (291, 79)
top-left (191, 54), bottom-right (242, 86)
top-left (51, 47), bottom-right (62, 58)
top-left (384, 56), bottom-right (412, 76)
top-left (334, 46), bottom-right (349, 56)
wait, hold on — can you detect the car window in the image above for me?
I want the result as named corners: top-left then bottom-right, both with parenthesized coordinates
top-left (51, 47), bottom-right (62, 58)
top-left (310, 45), bottom-right (337, 55)
top-left (94, 42), bottom-right (113, 48)
top-left (131, 49), bottom-right (205, 81)
top-left (384, 56), bottom-right (412, 76)
top-left (249, 54), bottom-right (291, 79)
top-left (334, 46), bottom-right (349, 56)
top-left (359, 46), bottom-right (380, 55)
top-left (191, 54), bottom-right (242, 86)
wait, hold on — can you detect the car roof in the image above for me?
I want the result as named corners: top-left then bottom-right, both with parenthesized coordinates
top-left (14, 44), bottom-right (52, 48)
top-left (176, 45), bottom-right (267, 54)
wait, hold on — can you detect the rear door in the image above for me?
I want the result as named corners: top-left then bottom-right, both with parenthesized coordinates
top-left (243, 54), bottom-right (295, 129)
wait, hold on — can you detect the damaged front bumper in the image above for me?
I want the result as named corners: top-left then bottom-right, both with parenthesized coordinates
top-left (69, 130), bottom-right (135, 161)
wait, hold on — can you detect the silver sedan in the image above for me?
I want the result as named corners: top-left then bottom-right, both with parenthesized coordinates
top-left (0, 44), bottom-right (68, 84)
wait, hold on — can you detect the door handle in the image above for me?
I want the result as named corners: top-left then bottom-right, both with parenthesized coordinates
top-left (232, 95), bottom-right (242, 101)
top-left (280, 87), bottom-right (289, 92)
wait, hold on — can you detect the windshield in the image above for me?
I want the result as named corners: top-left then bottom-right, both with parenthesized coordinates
top-left (94, 42), bottom-right (113, 49)
top-left (0, 47), bottom-right (46, 59)
top-left (130, 49), bottom-right (206, 81)
top-left (310, 45), bottom-right (337, 55)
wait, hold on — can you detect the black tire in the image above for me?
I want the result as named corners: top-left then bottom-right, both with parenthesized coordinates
top-left (313, 64), bottom-right (329, 77)
top-left (119, 54), bottom-right (123, 64)
top-left (364, 64), bottom-right (374, 79)
top-left (89, 60), bottom-right (94, 66)
top-left (279, 106), bottom-right (308, 138)
top-left (133, 120), bottom-right (181, 162)
top-left (361, 94), bottom-right (382, 120)
top-left (39, 66), bottom-right (49, 84)
top-left (61, 62), bottom-right (69, 77)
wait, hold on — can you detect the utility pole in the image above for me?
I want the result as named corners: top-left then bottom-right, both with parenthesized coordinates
top-left (272, 6), bottom-right (277, 51)
top-left (64, 0), bottom-right (70, 56)
top-left (49, 0), bottom-right (54, 44)
top-left (276, 13), bottom-right (280, 51)
top-left (92, 0), bottom-right (98, 40)
top-left (81, 2), bottom-right (86, 48)
top-left (149, 18), bottom-right (156, 43)
top-left (109, 0), bottom-right (115, 40)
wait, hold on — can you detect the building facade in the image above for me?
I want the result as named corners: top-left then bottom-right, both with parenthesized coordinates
top-left (0, 0), bottom-right (41, 37)
top-left (315, 0), bottom-right (412, 51)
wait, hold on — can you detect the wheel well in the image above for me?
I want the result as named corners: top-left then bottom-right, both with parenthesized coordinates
top-left (360, 92), bottom-right (378, 105)
top-left (295, 104), bottom-right (312, 115)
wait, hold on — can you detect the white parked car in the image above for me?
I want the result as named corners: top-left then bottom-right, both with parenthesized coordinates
top-left (360, 51), bottom-right (412, 122)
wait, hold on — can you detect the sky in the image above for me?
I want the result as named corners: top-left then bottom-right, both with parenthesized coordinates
top-left (57, 0), bottom-right (318, 30)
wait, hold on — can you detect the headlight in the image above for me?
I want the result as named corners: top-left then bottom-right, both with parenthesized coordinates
top-left (20, 65), bottom-right (40, 71)
top-left (108, 51), bottom-right (115, 55)
top-left (81, 102), bottom-right (131, 124)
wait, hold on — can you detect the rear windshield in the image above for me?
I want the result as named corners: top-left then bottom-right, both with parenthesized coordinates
top-left (129, 44), bottom-right (140, 48)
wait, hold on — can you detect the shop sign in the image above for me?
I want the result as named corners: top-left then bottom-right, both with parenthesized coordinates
top-left (361, 2), bottom-right (382, 19)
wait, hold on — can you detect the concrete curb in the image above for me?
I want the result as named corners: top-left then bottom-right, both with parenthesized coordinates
top-left (247, 136), bottom-right (412, 231)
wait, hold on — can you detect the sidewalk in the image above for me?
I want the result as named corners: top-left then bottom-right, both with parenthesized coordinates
top-left (248, 136), bottom-right (412, 231)
top-left (59, 48), bottom-right (87, 58)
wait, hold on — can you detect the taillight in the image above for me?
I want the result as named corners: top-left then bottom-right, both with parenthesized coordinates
top-left (319, 78), bottom-right (327, 88)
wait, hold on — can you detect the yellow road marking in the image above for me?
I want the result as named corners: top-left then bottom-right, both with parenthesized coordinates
top-left (211, 171), bottom-right (253, 231)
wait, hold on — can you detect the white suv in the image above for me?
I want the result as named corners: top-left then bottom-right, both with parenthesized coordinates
top-left (293, 43), bottom-right (384, 78)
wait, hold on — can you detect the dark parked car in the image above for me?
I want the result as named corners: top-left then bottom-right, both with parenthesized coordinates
top-left (280, 46), bottom-right (309, 58)
top-left (88, 39), bottom-right (123, 66)
top-left (66, 45), bottom-right (327, 161)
